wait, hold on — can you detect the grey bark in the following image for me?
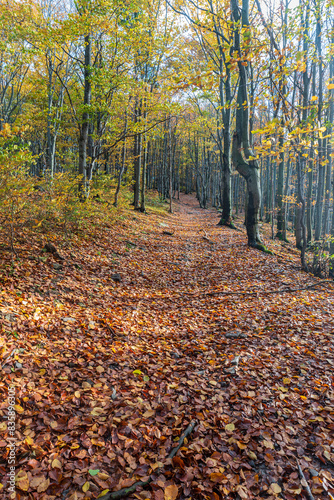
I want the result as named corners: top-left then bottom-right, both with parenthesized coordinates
top-left (231, 0), bottom-right (263, 248)
top-left (78, 33), bottom-right (92, 197)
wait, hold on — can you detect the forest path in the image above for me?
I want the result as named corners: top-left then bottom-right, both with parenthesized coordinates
top-left (1, 194), bottom-right (334, 499)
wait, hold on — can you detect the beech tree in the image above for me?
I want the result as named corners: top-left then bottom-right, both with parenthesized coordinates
top-left (230, 0), bottom-right (264, 249)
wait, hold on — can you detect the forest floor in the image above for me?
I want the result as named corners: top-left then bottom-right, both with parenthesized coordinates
top-left (0, 194), bottom-right (334, 500)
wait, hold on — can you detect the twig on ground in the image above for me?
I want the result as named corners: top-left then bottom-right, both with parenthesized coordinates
top-left (168, 419), bottom-right (197, 459)
top-left (297, 459), bottom-right (315, 500)
top-left (201, 230), bottom-right (214, 245)
top-left (0, 348), bottom-right (17, 369)
top-left (98, 420), bottom-right (197, 500)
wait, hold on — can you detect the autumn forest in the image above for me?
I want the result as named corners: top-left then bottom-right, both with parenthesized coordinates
top-left (0, 0), bottom-right (334, 498)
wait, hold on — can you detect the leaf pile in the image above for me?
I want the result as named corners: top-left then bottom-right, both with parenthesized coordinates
top-left (0, 195), bottom-right (334, 500)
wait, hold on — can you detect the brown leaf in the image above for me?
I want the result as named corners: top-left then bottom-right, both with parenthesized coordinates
top-left (37, 478), bottom-right (50, 493)
top-left (209, 473), bottom-right (225, 483)
top-left (164, 484), bottom-right (178, 500)
top-left (16, 471), bottom-right (29, 491)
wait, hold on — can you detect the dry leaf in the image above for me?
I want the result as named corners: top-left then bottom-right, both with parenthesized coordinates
top-left (52, 458), bottom-right (62, 469)
top-left (82, 481), bottom-right (90, 492)
top-left (16, 471), bottom-right (29, 491)
top-left (164, 484), bottom-right (178, 500)
top-left (37, 478), bottom-right (50, 493)
top-left (269, 483), bottom-right (282, 494)
top-left (225, 423), bottom-right (235, 432)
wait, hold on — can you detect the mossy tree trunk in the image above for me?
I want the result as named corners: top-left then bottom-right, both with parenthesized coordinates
top-left (231, 0), bottom-right (263, 249)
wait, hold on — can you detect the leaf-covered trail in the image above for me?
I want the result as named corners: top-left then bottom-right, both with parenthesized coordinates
top-left (1, 194), bottom-right (334, 500)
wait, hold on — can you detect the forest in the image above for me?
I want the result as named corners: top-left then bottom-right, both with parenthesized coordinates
top-left (0, 0), bottom-right (334, 499)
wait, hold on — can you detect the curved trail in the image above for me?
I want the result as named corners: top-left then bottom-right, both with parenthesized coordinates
top-left (1, 194), bottom-right (334, 499)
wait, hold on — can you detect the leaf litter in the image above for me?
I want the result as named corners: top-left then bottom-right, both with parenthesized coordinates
top-left (0, 194), bottom-right (334, 500)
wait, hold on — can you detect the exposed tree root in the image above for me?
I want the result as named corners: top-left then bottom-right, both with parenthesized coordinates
top-left (217, 218), bottom-right (237, 230)
top-left (276, 233), bottom-right (289, 243)
top-left (98, 420), bottom-right (197, 500)
top-left (249, 242), bottom-right (274, 255)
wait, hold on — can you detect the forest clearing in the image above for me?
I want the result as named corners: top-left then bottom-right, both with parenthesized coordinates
top-left (1, 193), bottom-right (334, 500)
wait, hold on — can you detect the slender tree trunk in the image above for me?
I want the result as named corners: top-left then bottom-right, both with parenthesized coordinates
top-left (282, 158), bottom-right (291, 241)
top-left (114, 112), bottom-right (128, 207)
top-left (46, 51), bottom-right (54, 177)
top-left (218, 65), bottom-right (233, 227)
top-left (306, 148), bottom-right (314, 243)
top-left (78, 33), bottom-right (91, 198)
top-left (322, 138), bottom-right (331, 236)
top-left (140, 136), bottom-right (148, 213)
top-left (328, 36), bottom-right (334, 276)
top-left (295, 0), bottom-right (310, 258)
top-left (265, 155), bottom-right (271, 223)
top-left (297, 155), bottom-right (308, 270)
top-left (314, 1), bottom-right (324, 241)
top-left (276, 126), bottom-right (286, 239)
top-left (315, 146), bottom-right (325, 241)
top-left (168, 118), bottom-right (173, 213)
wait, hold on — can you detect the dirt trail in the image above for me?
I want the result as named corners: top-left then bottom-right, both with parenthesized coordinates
top-left (1, 194), bottom-right (334, 499)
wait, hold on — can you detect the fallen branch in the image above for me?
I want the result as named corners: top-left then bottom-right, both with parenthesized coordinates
top-left (163, 230), bottom-right (174, 236)
top-left (297, 459), bottom-right (315, 500)
top-left (201, 230), bottom-right (214, 245)
top-left (98, 420), bottom-right (197, 500)
top-left (168, 419), bottom-right (197, 459)
top-left (202, 236), bottom-right (214, 245)
top-left (43, 243), bottom-right (64, 261)
top-left (0, 348), bottom-right (17, 369)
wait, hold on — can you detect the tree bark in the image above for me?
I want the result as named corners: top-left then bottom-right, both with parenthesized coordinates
top-left (114, 112), bottom-right (128, 207)
top-left (133, 99), bottom-right (142, 210)
top-left (276, 125), bottom-right (286, 240)
top-left (231, 0), bottom-right (263, 249)
top-left (78, 33), bottom-right (91, 198)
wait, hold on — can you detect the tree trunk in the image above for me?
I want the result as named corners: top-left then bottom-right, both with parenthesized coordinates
top-left (329, 36), bottom-right (334, 276)
top-left (78, 33), bottom-right (91, 198)
top-left (314, 0), bottom-right (324, 241)
top-left (114, 112), bottom-right (128, 207)
top-left (133, 100), bottom-right (142, 210)
top-left (140, 136), bottom-right (148, 213)
top-left (276, 127), bottom-right (286, 240)
top-left (231, 0), bottom-right (264, 249)
top-left (168, 118), bottom-right (173, 213)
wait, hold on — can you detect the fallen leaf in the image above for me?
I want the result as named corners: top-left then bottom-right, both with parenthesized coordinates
top-left (98, 490), bottom-right (110, 499)
top-left (269, 483), bottom-right (282, 494)
top-left (37, 478), bottom-right (50, 493)
top-left (210, 472), bottom-right (225, 483)
top-left (82, 481), bottom-right (90, 492)
top-left (30, 476), bottom-right (45, 489)
top-left (89, 469), bottom-right (100, 476)
top-left (225, 423), bottom-right (235, 432)
top-left (52, 458), bottom-right (62, 469)
top-left (164, 484), bottom-right (178, 500)
top-left (16, 471), bottom-right (29, 491)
